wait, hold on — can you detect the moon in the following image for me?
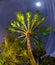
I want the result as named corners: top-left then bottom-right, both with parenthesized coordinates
top-left (35, 2), bottom-right (42, 7)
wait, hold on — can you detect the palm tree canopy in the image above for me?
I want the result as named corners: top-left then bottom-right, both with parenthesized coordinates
top-left (7, 10), bottom-right (55, 44)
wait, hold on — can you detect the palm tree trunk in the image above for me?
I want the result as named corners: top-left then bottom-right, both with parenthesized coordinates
top-left (27, 36), bottom-right (37, 65)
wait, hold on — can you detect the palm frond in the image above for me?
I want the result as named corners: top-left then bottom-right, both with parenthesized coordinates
top-left (6, 27), bottom-right (24, 33)
top-left (32, 17), bottom-right (46, 31)
top-left (31, 11), bottom-right (40, 30)
top-left (32, 36), bottom-right (44, 45)
top-left (33, 42), bottom-right (38, 49)
top-left (10, 21), bottom-right (19, 28)
top-left (10, 21), bottom-right (17, 27)
top-left (26, 10), bottom-right (31, 22)
top-left (16, 11), bottom-right (24, 23)
top-left (18, 36), bottom-right (26, 44)
top-left (26, 10), bottom-right (31, 29)
top-left (16, 11), bottom-right (27, 30)
top-left (21, 37), bottom-right (26, 44)
top-left (18, 35), bottom-right (25, 39)
top-left (35, 27), bottom-right (55, 36)
top-left (9, 21), bottom-right (26, 32)
top-left (41, 32), bottom-right (49, 36)
top-left (37, 27), bottom-right (55, 32)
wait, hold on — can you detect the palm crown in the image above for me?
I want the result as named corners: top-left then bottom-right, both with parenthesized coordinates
top-left (7, 10), bottom-right (54, 43)
top-left (7, 10), bottom-right (54, 65)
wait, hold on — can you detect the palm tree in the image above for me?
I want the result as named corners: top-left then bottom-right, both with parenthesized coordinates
top-left (7, 10), bottom-right (54, 65)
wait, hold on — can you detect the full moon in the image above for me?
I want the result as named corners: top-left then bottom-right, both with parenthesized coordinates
top-left (35, 2), bottom-right (42, 7)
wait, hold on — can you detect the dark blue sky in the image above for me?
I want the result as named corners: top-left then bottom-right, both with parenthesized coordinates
top-left (0, 0), bottom-right (55, 57)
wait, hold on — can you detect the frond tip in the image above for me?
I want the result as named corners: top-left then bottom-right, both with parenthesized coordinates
top-left (33, 11), bottom-right (40, 22)
top-left (16, 11), bottom-right (24, 23)
top-left (36, 17), bottom-right (46, 27)
top-left (6, 28), bottom-right (18, 33)
top-left (32, 17), bottom-right (46, 31)
top-left (26, 10), bottom-right (31, 22)
top-left (37, 27), bottom-right (55, 33)
top-left (10, 21), bottom-right (19, 27)
top-left (16, 11), bottom-right (27, 30)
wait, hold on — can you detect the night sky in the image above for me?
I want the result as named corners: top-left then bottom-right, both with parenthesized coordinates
top-left (0, 0), bottom-right (55, 57)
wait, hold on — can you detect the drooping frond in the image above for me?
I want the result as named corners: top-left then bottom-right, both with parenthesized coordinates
top-left (38, 27), bottom-right (54, 32)
top-left (21, 37), bottom-right (26, 44)
top-left (31, 11), bottom-right (40, 29)
top-left (26, 10), bottom-right (31, 29)
top-left (18, 35), bottom-right (25, 39)
top-left (41, 32), bottom-right (49, 36)
top-left (32, 17), bottom-right (46, 31)
top-left (33, 43), bottom-right (46, 57)
top-left (32, 36), bottom-right (44, 45)
top-left (36, 27), bottom-right (55, 36)
top-left (18, 36), bottom-right (26, 44)
top-left (6, 27), bottom-right (24, 33)
top-left (16, 11), bottom-right (27, 30)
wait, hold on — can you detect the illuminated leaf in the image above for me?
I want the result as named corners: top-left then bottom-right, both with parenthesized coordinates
top-left (31, 11), bottom-right (40, 29)
top-left (6, 27), bottom-right (18, 33)
top-left (10, 21), bottom-right (17, 27)
top-left (16, 11), bottom-right (27, 30)
top-left (16, 22), bottom-right (20, 27)
top-left (26, 10), bottom-right (31, 29)
top-left (32, 11), bottom-right (40, 22)
top-left (36, 17), bottom-right (46, 26)
top-left (32, 17), bottom-right (46, 31)
top-left (26, 10), bottom-right (31, 22)
top-left (16, 11), bottom-right (24, 25)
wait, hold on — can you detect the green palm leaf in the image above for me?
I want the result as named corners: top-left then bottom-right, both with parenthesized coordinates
top-left (16, 11), bottom-right (27, 30)
top-left (41, 32), bottom-right (49, 36)
top-left (32, 36), bottom-right (44, 45)
top-left (36, 27), bottom-right (55, 36)
top-left (10, 21), bottom-right (20, 27)
top-left (9, 20), bottom-right (26, 31)
top-left (38, 27), bottom-right (54, 32)
top-left (32, 17), bottom-right (46, 31)
top-left (26, 10), bottom-right (31, 22)
top-left (32, 11), bottom-right (40, 22)
top-left (31, 11), bottom-right (40, 30)
top-left (26, 10), bottom-right (31, 29)
top-left (35, 27), bottom-right (54, 36)
top-left (16, 11), bottom-right (24, 23)
top-left (6, 27), bottom-right (18, 33)
top-left (6, 27), bottom-right (23, 33)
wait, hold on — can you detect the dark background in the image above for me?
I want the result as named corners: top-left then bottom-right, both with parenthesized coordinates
top-left (0, 0), bottom-right (55, 57)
